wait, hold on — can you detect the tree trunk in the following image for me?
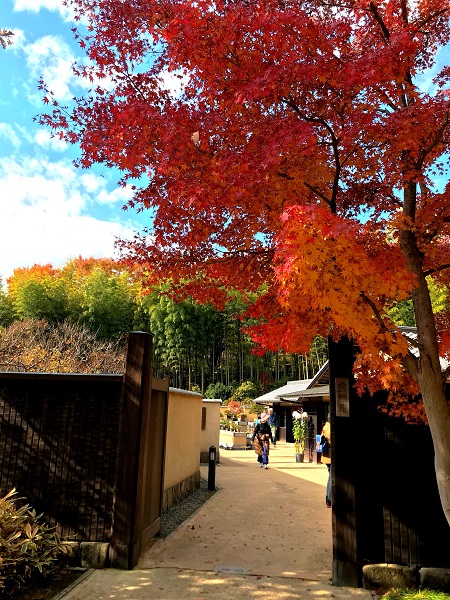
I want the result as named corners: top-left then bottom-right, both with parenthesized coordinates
top-left (400, 191), bottom-right (450, 526)
top-left (188, 351), bottom-right (192, 390)
top-left (201, 363), bottom-right (204, 393)
top-left (417, 370), bottom-right (450, 527)
top-left (408, 286), bottom-right (450, 527)
top-left (276, 350), bottom-right (279, 380)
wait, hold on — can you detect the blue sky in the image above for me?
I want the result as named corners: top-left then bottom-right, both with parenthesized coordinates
top-left (0, 0), bottom-right (148, 284)
top-left (1, 1), bottom-right (449, 286)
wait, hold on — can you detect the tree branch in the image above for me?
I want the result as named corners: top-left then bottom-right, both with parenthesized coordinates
top-left (360, 291), bottom-right (388, 330)
top-left (303, 181), bottom-right (332, 206)
top-left (369, 2), bottom-right (390, 42)
top-left (0, 29), bottom-right (14, 49)
top-left (401, 349), bottom-right (420, 380)
top-left (417, 8), bottom-right (450, 30)
top-left (424, 263), bottom-right (450, 277)
top-left (281, 94), bottom-right (340, 212)
top-left (416, 112), bottom-right (449, 170)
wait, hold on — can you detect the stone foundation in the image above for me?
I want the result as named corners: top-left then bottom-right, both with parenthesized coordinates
top-left (420, 568), bottom-right (450, 593)
top-left (81, 542), bottom-right (110, 569)
top-left (162, 470), bottom-right (200, 513)
top-left (363, 563), bottom-right (450, 593)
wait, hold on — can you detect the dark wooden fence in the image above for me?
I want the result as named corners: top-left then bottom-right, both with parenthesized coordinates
top-left (329, 336), bottom-right (450, 587)
top-left (0, 331), bottom-right (168, 569)
top-left (0, 372), bottom-right (122, 542)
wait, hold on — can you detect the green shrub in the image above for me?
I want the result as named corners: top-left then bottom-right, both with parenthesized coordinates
top-left (0, 489), bottom-right (71, 596)
top-left (230, 381), bottom-right (261, 405)
top-left (205, 382), bottom-right (233, 401)
top-left (248, 403), bottom-right (266, 415)
top-left (219, 419), bottom-right (240, 431)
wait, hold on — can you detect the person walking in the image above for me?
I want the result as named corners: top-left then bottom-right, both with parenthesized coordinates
top-left (321, 417), bottom-right (331, 507)
top-left (252, 412), bottom-right (271, 469)
top-left (268, 407), bottom-right (279, 446)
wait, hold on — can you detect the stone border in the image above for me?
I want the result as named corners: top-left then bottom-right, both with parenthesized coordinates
top-left (162, 471), bottom-right (201, 513)
top-left (362, 563), bottom-right (450, 593)
top-left (53, 569), bottom-right (94, 599)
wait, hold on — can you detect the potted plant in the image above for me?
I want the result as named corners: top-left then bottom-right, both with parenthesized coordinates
top-left (292, 411), bottom-right (308, 462)
top-left (226, 400), bottom-right (241, 420)
top-left (236, 412), bottom-right (247, 431)
top-left (219, 418), bottom-right (247, 449)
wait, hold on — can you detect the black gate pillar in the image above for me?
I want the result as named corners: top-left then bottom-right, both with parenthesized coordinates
top-left (329, 336), bottom-right (360, 587)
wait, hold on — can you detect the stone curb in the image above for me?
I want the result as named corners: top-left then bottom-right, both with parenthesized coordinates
top-left (53, 569), bottom-right (94, 599)
top-left (362, 563), bottom-right (450, 593)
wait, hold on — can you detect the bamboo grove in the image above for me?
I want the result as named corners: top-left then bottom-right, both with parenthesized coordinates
top-left (0, 258), bottom-right (328, 393)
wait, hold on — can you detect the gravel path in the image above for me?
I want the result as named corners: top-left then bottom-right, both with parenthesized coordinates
top-left (161, 477), bottom-right (217, 538)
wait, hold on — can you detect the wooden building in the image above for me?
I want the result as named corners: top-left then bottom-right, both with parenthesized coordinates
top-left (253, 361), bottom-right (330, 460)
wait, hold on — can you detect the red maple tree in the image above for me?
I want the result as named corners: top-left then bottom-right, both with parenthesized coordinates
top-left (41, 0), bottom-right (450, 524)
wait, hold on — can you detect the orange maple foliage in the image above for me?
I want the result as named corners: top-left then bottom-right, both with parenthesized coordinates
top-left (7, 264), bottom-right (61, 297)
top-left (42, 0), bottom-right (450, 517)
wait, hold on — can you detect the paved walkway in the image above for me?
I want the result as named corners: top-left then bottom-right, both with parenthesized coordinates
top-left (62, 443), bottom-right (374, 599)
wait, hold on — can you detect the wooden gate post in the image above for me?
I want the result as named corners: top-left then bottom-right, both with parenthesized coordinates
top-left (110, 331), bottom-right (154, 569)
top-left (329, 336), bottom-right (360, 587)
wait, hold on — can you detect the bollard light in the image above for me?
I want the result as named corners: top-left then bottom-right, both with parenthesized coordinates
top-left (208, 445), bottom-right (216, 491)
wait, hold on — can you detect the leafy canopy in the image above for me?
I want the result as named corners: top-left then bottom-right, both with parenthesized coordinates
top-left (42, 0), bottom-right (450, 398)
top-left (40, 0), bottom-right (450, 524)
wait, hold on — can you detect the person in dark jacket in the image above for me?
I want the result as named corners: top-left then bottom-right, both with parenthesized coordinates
top-left (252, 412), bottom-right (271, 469)
top-left (267, 407), bottom-right (279, 445)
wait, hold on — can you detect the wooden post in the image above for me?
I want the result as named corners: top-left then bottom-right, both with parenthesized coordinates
top-left (329, 336), bottom-right (360, 587)
top-left (110, 332), bottom-right (153, 569)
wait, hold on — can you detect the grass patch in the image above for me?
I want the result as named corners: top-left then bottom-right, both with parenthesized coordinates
top-left (382, 590), bottom-right (450, 600)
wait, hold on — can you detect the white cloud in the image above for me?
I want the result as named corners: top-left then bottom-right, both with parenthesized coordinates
top-left (22, 34), bottom-right (115, 107)
top-left (35, 129), bottom-right (67, 151)
top-left (15, 125), bottom-right (34, 144)
top-left (80, 173), bottom-right (134, 206)
top-left (0, 123), bottom-right (21, 148)
top-left (24, 35), bottom-right (76, 102)
top-left (415, 43), bottom-right (450, 96)
top-left (13, 0), bottom-right (74, 22)
top-left (0, 156), bottom-right (136, 282)
top-left (97, 186), bottom-right (134, 207)
top-left (80, 173), bottom-right (104, 194)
